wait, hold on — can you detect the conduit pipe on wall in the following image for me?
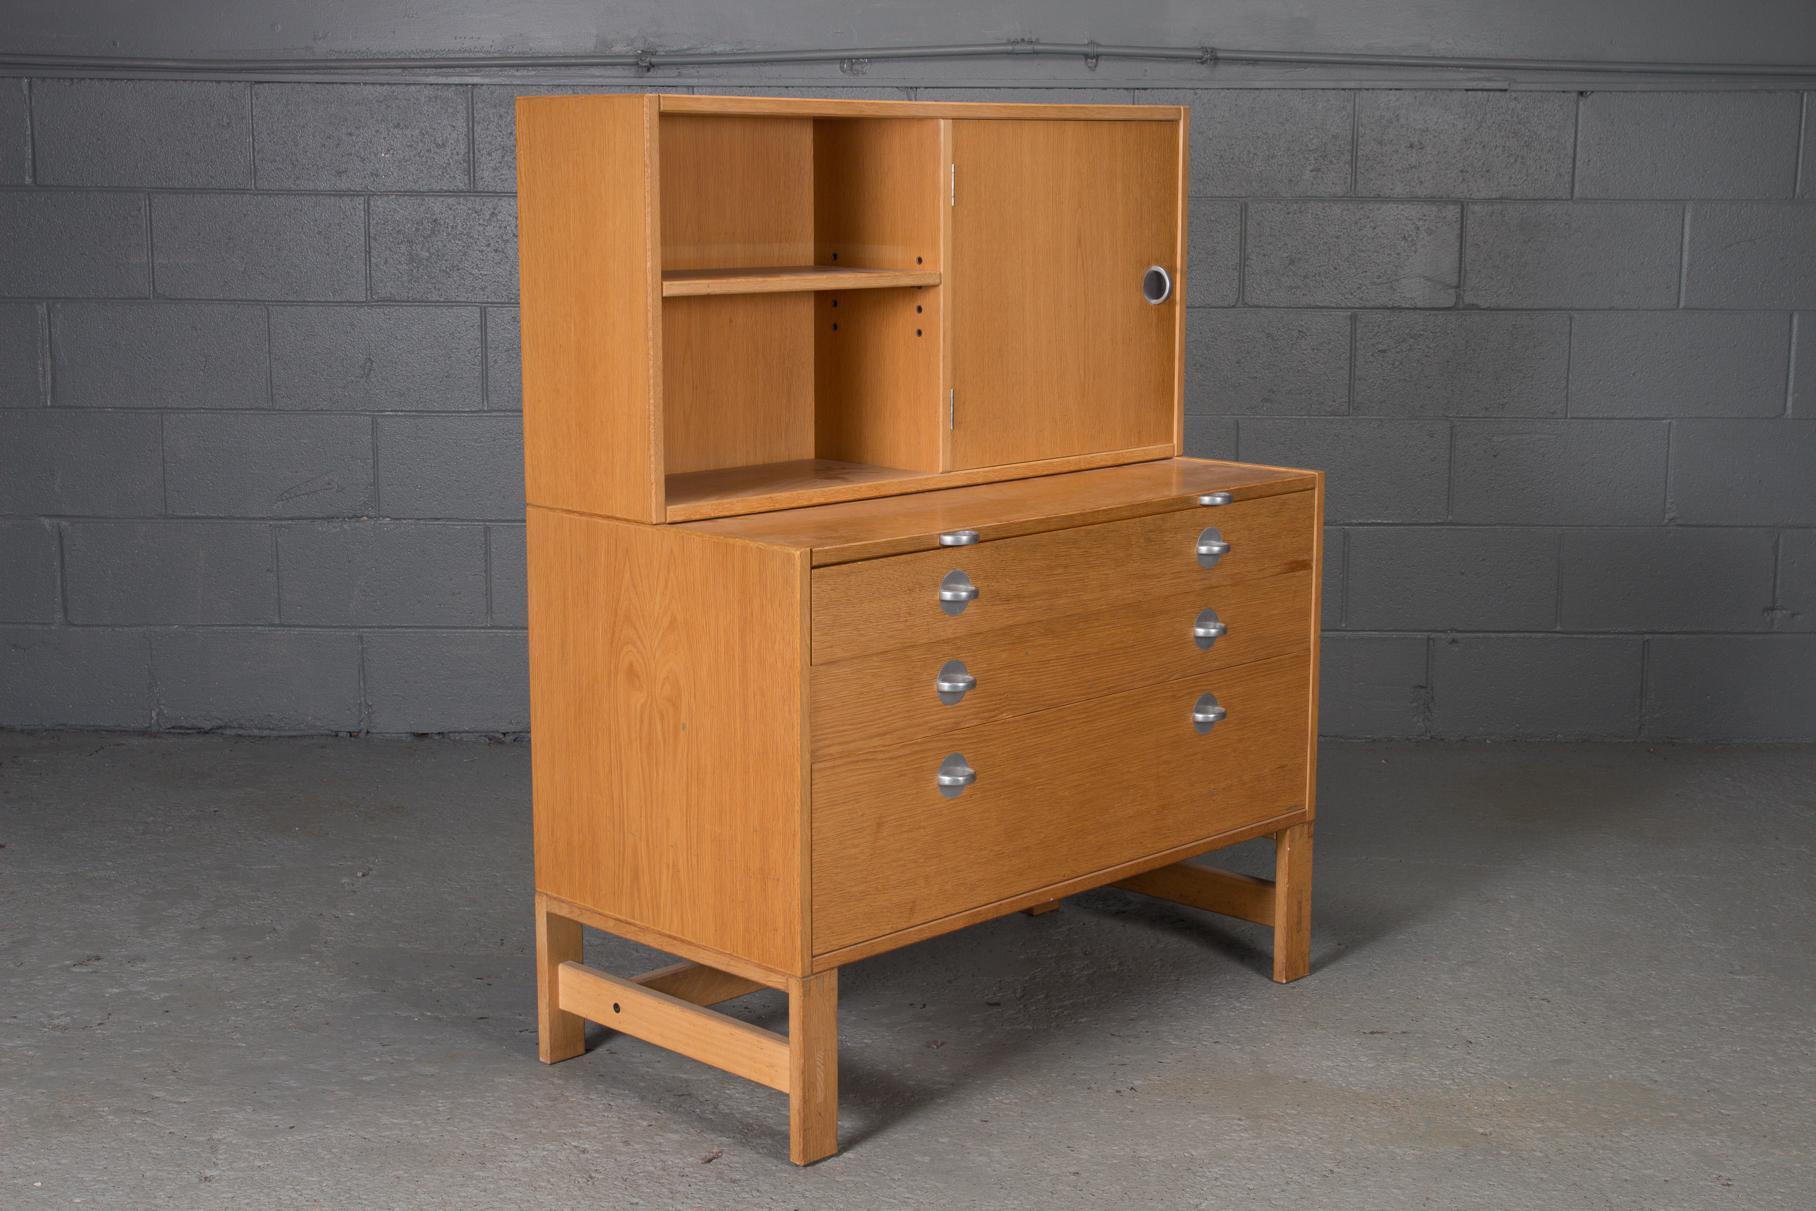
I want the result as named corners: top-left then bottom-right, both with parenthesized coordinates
top-left (2, 40), bottom-right (1815, 80)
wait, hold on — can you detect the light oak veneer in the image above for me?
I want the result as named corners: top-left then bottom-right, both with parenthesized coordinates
top-left (518, 92), bottom-right (1323, 1167)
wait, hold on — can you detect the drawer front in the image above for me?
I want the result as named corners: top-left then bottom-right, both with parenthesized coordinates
top-left (810, 488), bottom-right (1315, 665)
top-left (810, 569), bottom-right (1313, 760)
top-left (811, 652), bottom-right (1311, 955)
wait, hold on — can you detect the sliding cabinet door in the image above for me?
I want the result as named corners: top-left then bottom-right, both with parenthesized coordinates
top-left (949, 119), bottom-right (1181, 469)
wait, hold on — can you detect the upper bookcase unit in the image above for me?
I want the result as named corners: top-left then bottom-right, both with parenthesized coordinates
top-left (515, 94), bottom-right (1188, 523)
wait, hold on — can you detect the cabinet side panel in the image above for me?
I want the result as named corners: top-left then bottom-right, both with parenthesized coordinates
top-left (516, 95), bottom-right (662, 522)
top-left (528, 507), bottom-right (805, 973)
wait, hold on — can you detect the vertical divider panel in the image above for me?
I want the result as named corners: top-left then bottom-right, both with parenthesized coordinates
top-left (812, 118), bottom-right (949, 474)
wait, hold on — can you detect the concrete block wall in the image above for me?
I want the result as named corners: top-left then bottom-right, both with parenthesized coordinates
top-left (2, 77), bottom-right (1813, 739)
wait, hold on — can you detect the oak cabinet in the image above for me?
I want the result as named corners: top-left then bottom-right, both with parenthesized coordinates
top-left (517, 93), bottom-right (1322, 1167)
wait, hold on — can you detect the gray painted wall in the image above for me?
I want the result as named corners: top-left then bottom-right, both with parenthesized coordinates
top-left (5, 1), bottom-right (1816, 69)
top-left (1, 68), bottom-right (1814, 739)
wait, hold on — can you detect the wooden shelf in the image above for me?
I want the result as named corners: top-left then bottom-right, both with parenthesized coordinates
top-left (662, 266), bottom-right (941, 298)
top-left (664, 447), bottom-right (1178, 522)
top-left (667, 459), bottom-right (924, 519)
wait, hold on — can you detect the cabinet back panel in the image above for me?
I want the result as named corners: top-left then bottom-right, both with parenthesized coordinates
top-left (659, 114), bottom-right (814, 270)
top-left (663, 294), bottom-right (816, 475)
top-left (950, 119), bottom-right (1180, 469)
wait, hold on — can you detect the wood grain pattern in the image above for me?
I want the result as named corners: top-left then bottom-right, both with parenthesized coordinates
top-left (787, 971), bottom-right (839, 1165)
top-left (558, 962), bottom-right (791, 1092)
top-left (528, 508), bottom-right (808, 974)
top-left (663, 444), bottom-right (1178, 522)
top-left (949, 119), bottom-right (1179, 469)
top-left (663, 95), bottom-right (1183, 122)
top-left (535, 893), bottom-right (585, 1063)
top-left (814, 117), bottom-right (944, 269)
top-left (1272, 822), bottom-right (1313, 983)
top-left (810, 570), bottom-right (1313, 759)
top-left (634, 961), bottom-right (770, 1007)
top-left (815, 286), bottom-right (943, 472)
top-left (662, 266), bottom-right (940, 295)
top-left (810, 489), bottom-right (1316, 664)
top-left (1115, 863), bottom-right (1276, 926)
top-left (1304, 474), bottom-right (1325, 824)
top-left (685, 458), bottom-right (1315, 562)
top-left (810, 809), bottom-right (1305, 971)
top-left (539, 890), bottom-right (789, 989)
top-left (658, 113), bottom-right (813, 270)
top-left (811, 653), bottom-right (1312, 954)
top-left (662, 293), bottom-right (815, 474)
top-left (516, 94), bottom-right (663, 522)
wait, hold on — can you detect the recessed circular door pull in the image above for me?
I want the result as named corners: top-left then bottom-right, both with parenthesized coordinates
top-left (938, 570), bottom-right (978, 616)
top-left (935, 659), bottom-right (976, 705)
top-left (1196, 527), bottom-right (1231, 569)
top-left (938, 529), bottom-right (981, 547)
top-left (936, 752), bottom-right (977, 797)
top-left (1142, 265), bottom-right (1172, 304)
top-left (1191, 693), bottom-right (1227, 734)
top-left (1193, 609), bottom-right (1227, 650)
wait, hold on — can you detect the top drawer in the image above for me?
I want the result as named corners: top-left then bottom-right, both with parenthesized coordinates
top-left (810, 487), bottom-right (1315, 664)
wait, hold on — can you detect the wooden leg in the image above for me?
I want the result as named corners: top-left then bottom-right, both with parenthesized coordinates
top-left (1022, 899), bottom-right (1061, 916)
top-left (1271, 822), bottom-right (1313, 984)
top-left (787, 970), bottom-right (839, 1166)
top-left (535, 893), bottom-right (586, 1063)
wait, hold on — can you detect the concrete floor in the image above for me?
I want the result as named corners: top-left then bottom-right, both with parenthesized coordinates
top-left (1, 735), bottom-right (1811, 1210)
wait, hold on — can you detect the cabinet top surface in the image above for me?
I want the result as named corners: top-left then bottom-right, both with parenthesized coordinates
top-left (519, 92), bottom-right (1185, 123)
top-left (679, 457), bottom-right (1317, 565)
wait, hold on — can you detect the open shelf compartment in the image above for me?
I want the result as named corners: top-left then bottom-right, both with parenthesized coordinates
top-left (656, 109), bottom-right (948, 515)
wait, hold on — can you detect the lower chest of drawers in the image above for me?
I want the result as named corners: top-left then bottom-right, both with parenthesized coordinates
top-left (527, 460), bottom-right (1322, 978)
top-left (805, 487), bottom-right (1320, 957)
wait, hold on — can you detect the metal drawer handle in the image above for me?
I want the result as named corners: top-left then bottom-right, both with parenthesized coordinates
top-left (938, 570), bottom-right (978, 615)
top-left (1193, 609), bottom-right (1227, 649)
top-left (1196, 527), bottom-right (1230, 568)
top-left (1192, 693), bottom-right (1227, 734)
top-left (1197, 491), bottom-right (1232, 507)
top-left (935, 660), bottom-right (976, 704)
top-left (938, 529), bottom-right (981, 547)
top-left (936, 752), bottom-right (976, 797)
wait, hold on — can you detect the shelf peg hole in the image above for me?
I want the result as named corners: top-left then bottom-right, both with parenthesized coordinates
top-left (611, 1002), bottom-right (621, 1014)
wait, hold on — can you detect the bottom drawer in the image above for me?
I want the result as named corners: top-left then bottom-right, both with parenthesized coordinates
top-left (810, 652), bottom-right (1311, 955)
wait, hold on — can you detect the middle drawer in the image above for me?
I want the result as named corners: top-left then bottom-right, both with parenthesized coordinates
top-left (810, 569), bottom-right (1313, 760)
top-left (809, 487), bottom-right (1315, 665)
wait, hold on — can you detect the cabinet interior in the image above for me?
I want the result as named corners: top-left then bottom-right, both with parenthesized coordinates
top-left (658, 113), bottom-right (947, 511)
